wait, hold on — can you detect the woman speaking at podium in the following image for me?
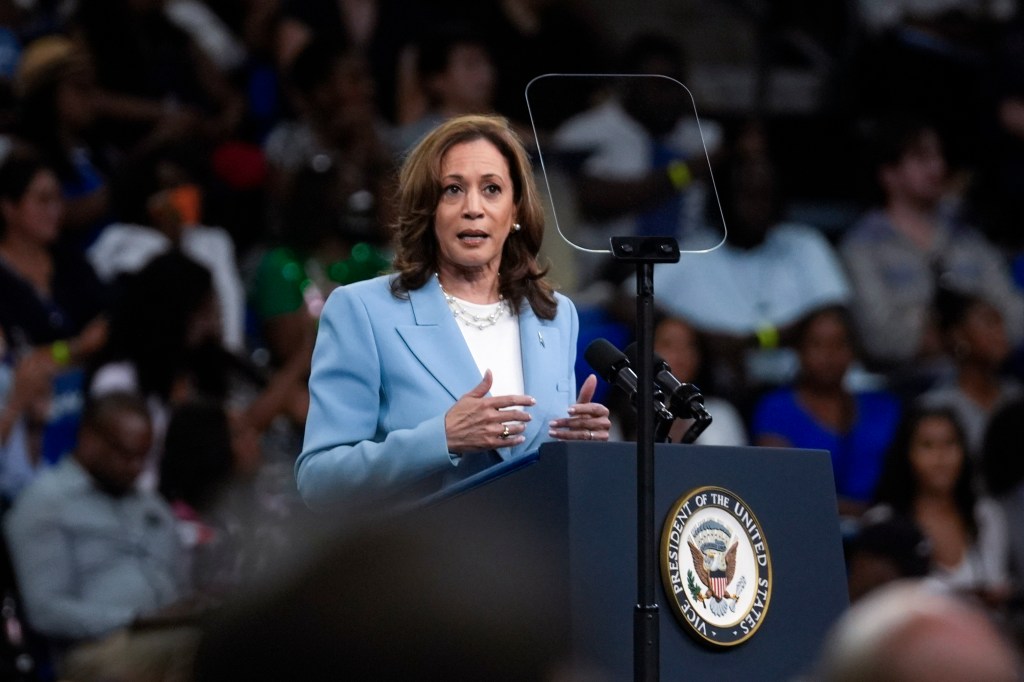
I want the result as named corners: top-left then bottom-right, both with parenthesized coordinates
top-left (296, 115), bottom-right (609, 509)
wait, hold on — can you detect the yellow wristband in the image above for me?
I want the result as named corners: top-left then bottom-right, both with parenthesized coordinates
top-left (51, 340), bottom-right (72, 367)
top-left (756, 325), bottom-right (779, 350)
top-left (666, 161), bottom-right (692, 191)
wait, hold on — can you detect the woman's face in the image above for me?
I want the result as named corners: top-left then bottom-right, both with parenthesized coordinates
top-left (908, 415), bottom-right (964, 496)
top-left (799, 310), bottom-right (853, 389)
top-left (437, 44), bottom-right (495, 111)
top-left (433, 138), bottom-right (517, 279)
top-left (1, 169), bottom-right (63, 245)
top-left (883, 129), bottom-right (947, 207)
top-left (654, 318), bottom-right (699, 383)
top-left (955, 300), bottom-right (1009, 368)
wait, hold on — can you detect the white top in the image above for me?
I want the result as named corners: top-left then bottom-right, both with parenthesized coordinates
top-left (866, 499), bottom-right (1011, 595)
top-left (692, 396), bottom-right (747, 446)
top-left (653, 223), bottom-right (851, 335)
top-left (929, 498), bottom-right (1012, 594)
top-left (448, 297), bottom-right (525, 398)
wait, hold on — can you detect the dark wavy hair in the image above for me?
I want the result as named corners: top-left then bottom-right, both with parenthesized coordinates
top-left (96, 250), bottom-right (220, 401)
top-left (389, 114), bottom-right (556, 320)
top-left (0, 148), bottom-right (50, 238)
top-left (873, 405), bottom-right (978, 539)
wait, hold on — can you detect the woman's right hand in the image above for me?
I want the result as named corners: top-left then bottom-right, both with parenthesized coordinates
top-left (445, 370), bottom-right (534, 454)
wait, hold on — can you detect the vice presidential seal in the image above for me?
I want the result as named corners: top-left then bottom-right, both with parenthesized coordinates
top-left (661, 486), bottom-right (772, 647)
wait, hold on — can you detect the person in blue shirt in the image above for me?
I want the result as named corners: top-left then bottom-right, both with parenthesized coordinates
top-left (752, 306), bottom-right (902, 516)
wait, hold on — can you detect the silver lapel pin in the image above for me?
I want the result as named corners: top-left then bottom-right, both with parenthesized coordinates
top-left (538, 331), bottom-right (545, 347)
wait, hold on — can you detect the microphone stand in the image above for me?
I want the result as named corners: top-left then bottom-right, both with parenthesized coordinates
top-left (611, 235), bottom-right (680, 682)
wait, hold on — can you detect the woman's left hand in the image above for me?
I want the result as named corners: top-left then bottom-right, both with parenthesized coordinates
top-left (549, 374), bottom-right (611, 442)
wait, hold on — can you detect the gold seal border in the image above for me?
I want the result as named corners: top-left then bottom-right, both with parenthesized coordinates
top-left (660, 485), bottom-right (774, 647)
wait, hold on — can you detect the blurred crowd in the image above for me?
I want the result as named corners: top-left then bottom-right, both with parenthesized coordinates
top-left (1, 0), bottom-right (1024, 679)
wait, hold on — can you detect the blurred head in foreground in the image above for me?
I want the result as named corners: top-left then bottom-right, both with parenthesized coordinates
top-left (813, 580), bottom-right (1020, 682)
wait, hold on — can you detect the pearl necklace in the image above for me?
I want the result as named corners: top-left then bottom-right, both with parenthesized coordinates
top-left (437, 275), bottom-right (508, 330)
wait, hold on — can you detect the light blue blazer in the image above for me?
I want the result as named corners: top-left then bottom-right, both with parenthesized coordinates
top-left (296, 274), bottom-right (579, 509)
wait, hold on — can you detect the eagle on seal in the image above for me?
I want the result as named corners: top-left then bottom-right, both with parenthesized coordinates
top-left (688, 526), bottom-right (740, 617)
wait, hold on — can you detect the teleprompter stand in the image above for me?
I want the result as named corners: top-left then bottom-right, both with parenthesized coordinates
top-left (610, 235), bottom-right (681, 682)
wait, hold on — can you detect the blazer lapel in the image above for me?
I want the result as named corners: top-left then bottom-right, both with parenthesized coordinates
top-left (397, 283), bottom-right (565, 461)
top-left (396, 282), bottom-right (482, 401)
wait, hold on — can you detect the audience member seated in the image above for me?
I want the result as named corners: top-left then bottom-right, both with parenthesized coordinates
top-left (264, 38), bottom-right (396, 245)
top-left (0, 148), bottom-right (109, 465)
top-left (248, 160), bottom-right (389, 472)
top-left (393, 21), bottom-right (497, 155)
top-left (251, 162), bottom-right (390, 372)
top-left (86, 145), bottom-right (247, 351)
top-left (249, 162), bottom-right (385, 468)
top-left (812, 580), bottom-right (1021, 682)
top-left (655, 314), bottom-right (747, 446)
top-left (88, 251), bottom-right (226, 491)
top-left (93, 249), bottom-right (308, 489)
top-left (871, 406), bottom-right (1012, 606)
top-left (840, 115), bottom-right (1024, 389)
top-left (612, 314), bottom-right (747, 446)
top-left (3, 392), bottom-right (188, 651)
top-left (552, 32), bottom-right (723, 288)
top-left (0, 148), bottom-right (108, 366)
top-left (13, 35), bottom-right (112, 250)
top-left (752, 307), bottom-right (902, 516)
top-left (176, 0), bottom-right (284, 143)
top-left (918, 286), bottom-right (1021, 460)
top-left (69, 0), bottom-right (245, 156)
top-left (274, 0), bottom-right (427, 125)
top-left (651, 124), bottom-right (850, 399)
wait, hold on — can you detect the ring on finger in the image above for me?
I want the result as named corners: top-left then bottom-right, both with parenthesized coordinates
top-left (586, 430), bottom-right (593, 440)
top-left (500, 424), bottom-right (511, 440)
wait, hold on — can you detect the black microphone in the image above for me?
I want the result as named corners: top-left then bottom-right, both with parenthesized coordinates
top-left (584, 339), bottom-right (673, 421)
top-left (624, 343), bottom-right (713, 443)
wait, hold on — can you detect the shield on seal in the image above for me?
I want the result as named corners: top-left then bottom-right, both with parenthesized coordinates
top-left (709, 570), bottom-right (728, 600)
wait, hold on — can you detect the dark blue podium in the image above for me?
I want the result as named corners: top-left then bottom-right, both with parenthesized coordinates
top-left (423, 441), bottom-right (850, 679)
